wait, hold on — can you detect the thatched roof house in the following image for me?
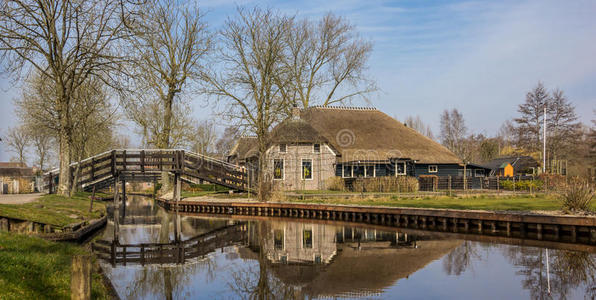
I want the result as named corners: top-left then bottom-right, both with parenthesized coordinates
top-left (228, 106), bottom-right (487, 190)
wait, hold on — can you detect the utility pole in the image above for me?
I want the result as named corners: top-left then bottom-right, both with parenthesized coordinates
top-left (543, 105), bottom-right (547, 173)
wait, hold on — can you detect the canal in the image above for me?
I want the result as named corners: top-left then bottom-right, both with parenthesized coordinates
top-left (95, 196), bottom-right (595, 299)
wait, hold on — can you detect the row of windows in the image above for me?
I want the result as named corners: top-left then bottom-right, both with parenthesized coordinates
top-left (279, 143), bottom-right (321, 153)
top-left (273, 229), bottom-right (313, 250)
top-left (273, 159), bottom-right (312, 180)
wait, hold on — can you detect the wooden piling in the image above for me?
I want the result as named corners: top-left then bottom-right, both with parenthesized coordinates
top-left (71, 255), bottom-right (91, 300)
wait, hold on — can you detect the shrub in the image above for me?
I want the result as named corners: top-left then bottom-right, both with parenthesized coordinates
top-left (351, 177), bottom-right (418, 193)
top-left (499, 179), bottom-right (543, 191)
top-left (559, 177), bottom-right (595, 213)
top-left (326, 177), bottom-right (347, 191)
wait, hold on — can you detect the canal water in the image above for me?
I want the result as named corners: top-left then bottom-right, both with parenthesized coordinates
top-left (97, 196), bottom-right (596, 299)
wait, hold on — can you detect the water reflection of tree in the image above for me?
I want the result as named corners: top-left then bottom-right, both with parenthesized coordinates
top-left (443, 241), bottom-right (480, 276)
top-left (228, 222), bottom-right (299, 299)
top-left (504, 246), bottom-right (596, 299)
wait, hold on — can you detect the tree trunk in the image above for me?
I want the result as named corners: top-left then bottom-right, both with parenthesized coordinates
top-left (58, 117), bottom-right (72, 196)
top-left (57, 86), bottom-right (72, 196)
top-left (256, 135), bottom-right (270, 202)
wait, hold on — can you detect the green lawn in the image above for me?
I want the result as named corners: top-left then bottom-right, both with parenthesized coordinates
top-left (0, 231), bottom-right (109, 299)
top-left (0, 192), bottom-right (106, 227)
top-left (288, 194), bottom-right (596, 212)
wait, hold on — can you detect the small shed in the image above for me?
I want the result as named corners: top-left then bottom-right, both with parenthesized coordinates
top-left (482, 156), bottom-right (539, 177)
top-left (0, 162), bottom-right (35, 194)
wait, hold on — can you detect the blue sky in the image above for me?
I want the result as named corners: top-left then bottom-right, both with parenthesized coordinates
top-left (1, 0), bottom-right (595, 162)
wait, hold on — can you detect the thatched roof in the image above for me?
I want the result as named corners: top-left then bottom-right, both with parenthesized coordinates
top-left (238, 239), bottom-right (461, 297)
top-left (228, 136), bottom-right (258, 161)
top-left (269, 119), bottom-right (327, 144)
top-left (230, 106), bottom-right (463, 164)
top-left (0, 162), bottom-right (27, 168)
top-left (298, 106), bottom-right (461, 164)
top-left (0, 162), bottom-right (33, 177)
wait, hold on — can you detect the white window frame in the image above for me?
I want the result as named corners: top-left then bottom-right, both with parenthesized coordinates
top-left (273, 158), bottom-right (284, 180)
top-left (474, 169), bottom-right (484, 177)
top-left (302, 159), bottom-right (313, 180)
top-left (313, 143), bottom-right (321, 153)
top-left (395, 162), bottom-right (407, 176)
top-left (428, 165), bottom-right (438, 173)
top-left (364, 164), bottom-right (375, 178)
top-left (279, 144), bottom-right (286, 153)
top-left (342, 165), bottom-right (353, 178)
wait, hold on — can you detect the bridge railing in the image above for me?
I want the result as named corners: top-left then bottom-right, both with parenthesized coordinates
top-left (43, 149), bottom-right (252, 192)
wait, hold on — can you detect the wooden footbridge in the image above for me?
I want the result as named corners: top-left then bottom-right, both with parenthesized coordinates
top-left (92, 223), bottom-right (248, 266)
top-left (45, 149), bottom-right (253, 194)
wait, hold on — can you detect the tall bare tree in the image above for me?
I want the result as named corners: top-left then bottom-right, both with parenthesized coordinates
top-left (440, 109), bottom-right (468, 161)
top-left (26, 126), bottom-right (54, 172)
top-left (124, 0), bottom-right (212, 149)
top-left (546, 89), bottom-right (580, 160)
top-left (514, 82), bottom-right (550, 154)
top-left (192, 120), bottom-right (217, 155)
top-left (204, 7), bottom-right (292, 201)
top-left (0, 0), bottom-right (132, 195)
top-left (215, 126), bottom-right (241, 158)
top-left (4, 126), bottom-right (29, 164)
top-left (282, 13), bottom-right (375, 108)
top-left (15, 71), bottom-right (117, 192)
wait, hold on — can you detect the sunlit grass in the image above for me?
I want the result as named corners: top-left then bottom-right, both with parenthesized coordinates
top-left (289, 194), bottom-right (596, 212)
top-left (0, 231), bottom-right (109, 299)
top-left (0, 192), bottom-right (106, 227)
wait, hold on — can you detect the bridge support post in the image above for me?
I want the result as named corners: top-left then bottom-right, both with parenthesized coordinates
top-left (121, 179), bottom-right (126, 214)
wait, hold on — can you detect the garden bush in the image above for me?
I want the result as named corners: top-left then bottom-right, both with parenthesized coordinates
top-left (559, 177), bottom-right (594, 212)
top-left (352, 177), bottom-right (419, 193)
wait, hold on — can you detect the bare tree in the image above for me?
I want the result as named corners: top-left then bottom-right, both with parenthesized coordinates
top-left (15, 71), bottom-right (117, 193)
top-left (404, 115), bottom-right (434, 139)
top-left (124, 0), bottom-right (212, 149)
top-left (282, 13), bottom-right (375, 108)
top-left (215, 126), bottom-right (241, 158)
top-left (514, 82), bottom-right (550, 154)
top-left (132, 100), bottom-right (196, 149)
top-left (204, 7), bottom-right (292, 201)
top-left (440, 109), bottom-right (468, 161)
top-left (192, 120), bottom-right (217, 155)
top-left (0, 0), bottom-right (132, 195)
top-left (26, 126), bottom-right (54, 172)
top-left (546, 89), bottom-right (581, 161)
top-left (4, 126), bottom-right (29, 164)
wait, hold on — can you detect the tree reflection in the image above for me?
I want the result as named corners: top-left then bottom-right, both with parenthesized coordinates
top-left (442, 241), bottom-right (480, 276)
top-left (504, 247), bottom-right (596, 299)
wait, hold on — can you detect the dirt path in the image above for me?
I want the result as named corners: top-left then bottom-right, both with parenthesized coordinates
top-left (0, 193), bottom-right (43, 205)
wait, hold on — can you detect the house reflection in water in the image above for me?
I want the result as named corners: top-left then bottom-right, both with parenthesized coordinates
top-left (243, 220), bottom-right (462, 298)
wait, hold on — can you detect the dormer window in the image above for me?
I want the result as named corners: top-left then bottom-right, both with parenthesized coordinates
top-left (313, 143), bottom-right (320, 153)
top-left (279, 144), bottom-right (286, 153)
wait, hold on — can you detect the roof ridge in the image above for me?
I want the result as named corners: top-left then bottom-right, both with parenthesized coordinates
top-left (309, 105), bottom-right (377, 111)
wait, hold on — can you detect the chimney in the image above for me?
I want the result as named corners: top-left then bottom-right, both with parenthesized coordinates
top-left (292, 104), bottom-right (300, 120)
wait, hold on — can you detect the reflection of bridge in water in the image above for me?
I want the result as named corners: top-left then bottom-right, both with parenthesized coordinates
top-left (93, 223), bottom-right (248, 266)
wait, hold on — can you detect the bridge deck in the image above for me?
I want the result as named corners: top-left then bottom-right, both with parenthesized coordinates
top-left (44, 149), bottom-right (253, 192)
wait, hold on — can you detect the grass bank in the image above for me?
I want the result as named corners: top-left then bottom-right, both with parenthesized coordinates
top-left (0, 231), bottom-right (109, 299)
top-left (0, 192), bottom-right (106, 227)
top-left (285, 194), bottom-right (596, 212)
